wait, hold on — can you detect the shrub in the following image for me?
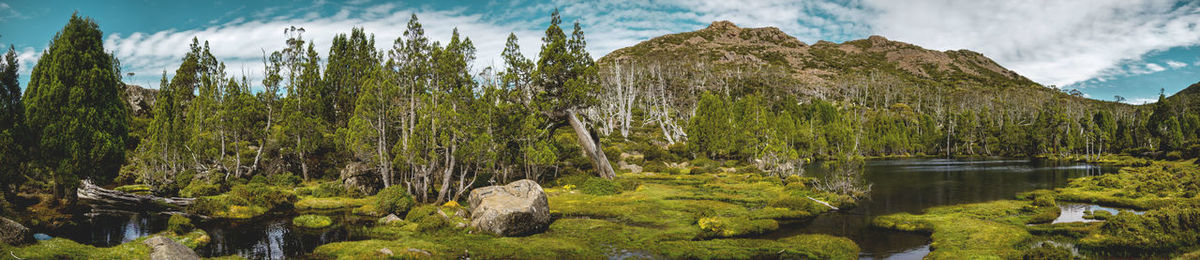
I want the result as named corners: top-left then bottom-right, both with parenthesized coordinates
top-left (1165, 151), bottom-right (1184, 161)
top-left (180, 180), bottom-right (222, 197)
top-left (293, 214), bottom-right (333, 229)
top-left (267, 172), bottom-right (302, 188)
top-left (229, 183), bottom-right (295, 210)
top-left (580, 177), bottom-right (622, 195)
top-left (168, 215), bottom-right (193, 234)
top-left (249, 174), bottom-right (269, 185)
top-left (375, 185), bottom-right (415, 215)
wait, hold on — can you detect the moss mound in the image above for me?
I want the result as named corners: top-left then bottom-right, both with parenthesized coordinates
top-left (293, 214), bottom-right (333, 229)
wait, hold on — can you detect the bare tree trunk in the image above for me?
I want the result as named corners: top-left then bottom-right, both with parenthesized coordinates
top-left (568, 109), bottom-right (616, 179)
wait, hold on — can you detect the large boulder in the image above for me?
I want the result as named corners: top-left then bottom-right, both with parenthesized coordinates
top-left (0, 217), bottom-right (33, 246)
top-left (143, 235), bottom-right (200, 260)
top-left (468, 179), bottom-right (551, 236)
top-left (341, 162), bottom-right (382, 195)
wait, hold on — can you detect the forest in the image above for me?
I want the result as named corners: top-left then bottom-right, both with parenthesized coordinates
top-left (1, 10), bottom-right (1199, 260)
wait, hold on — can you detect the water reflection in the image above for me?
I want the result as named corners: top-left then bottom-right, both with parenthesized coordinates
top-left (774, 158), bottom-right (1118, 259)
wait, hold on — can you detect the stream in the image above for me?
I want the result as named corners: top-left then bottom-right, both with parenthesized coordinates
top-left (42, 158), bottom-right (1118, 259)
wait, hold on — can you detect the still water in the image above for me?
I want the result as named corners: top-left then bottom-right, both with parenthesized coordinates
top-left (51, 158), bottom-right (1115, 259)
top-left (773, 158), bottom-right (1116, 259)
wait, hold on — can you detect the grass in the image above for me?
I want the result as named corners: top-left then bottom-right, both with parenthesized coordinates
top-left (313, 169), bottom-right (857, 259)
top-left (2, 230), bottom-right (210, 259)
top-left (1055, 160), bottom-right (1200, 210)
top-left (872, 200), bottom-right (1053, 259)
top-left (295, 196), bottom-right (372, 211)
top-left (293, 214), bottom-right (334, 229)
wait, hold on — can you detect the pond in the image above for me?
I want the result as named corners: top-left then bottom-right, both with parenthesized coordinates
top-left (44, 158), bottom-right (1116, 259)
top-left (48, 211), bottom-right (371, 259)
top-left (767, 158), bottom-right (1117, 260)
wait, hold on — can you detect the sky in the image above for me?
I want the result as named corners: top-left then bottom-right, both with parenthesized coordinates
top-left (1, 0), bottom-right (1198, 105)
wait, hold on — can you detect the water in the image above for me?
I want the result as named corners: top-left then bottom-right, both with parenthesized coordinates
top-left (50, 211), bottom-right (369, 259)
top-left (773, 158), bottom-right (1116, 259)
top-left (1054, 203), bottom-right (1144, 224)
top-left (47, 158), bottom-right (1116, 259)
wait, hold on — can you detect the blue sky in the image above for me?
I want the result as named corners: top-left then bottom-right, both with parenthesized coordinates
top-left (1, 0), bottom-right (1198, 104)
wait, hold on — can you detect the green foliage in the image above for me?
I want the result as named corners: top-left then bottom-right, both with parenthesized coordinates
top-left (1079, 207), bottom-right (1200, 254)
top-left (180, 179), bottom-right (222, 197)
top-left (293, 214), bottom-right (333, 229)
top-left (23, 14), bottom-right (128, 197)
top-left (0, 44), bottom-right (23, 197)
top-left (266, 172), bottom-right (301, 188)
top-left (375, 185), bottom-right (415, 215)
top-left (167, 214), bottom-right (193, 234)
top-left (579, 177), bottom-right (622, 195)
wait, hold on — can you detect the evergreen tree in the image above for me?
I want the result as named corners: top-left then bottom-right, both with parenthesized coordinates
top-left (23, 14), bottom-right (129, 199)
top-left (0, 43), bottom-right (24, 196)
top-left (324, 27), bottom-right (379, 127)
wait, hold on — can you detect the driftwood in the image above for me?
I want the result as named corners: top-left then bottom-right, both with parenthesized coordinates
top-left (77, 180), bottom-right (195, 212)
top-left (807, 196), bottom-right (839, 210)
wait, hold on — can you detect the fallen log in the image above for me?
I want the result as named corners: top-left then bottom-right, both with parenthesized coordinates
top-left (807, 196), bottom-right (839, 210)
top-left (77, 180), bottom-right (195, 212)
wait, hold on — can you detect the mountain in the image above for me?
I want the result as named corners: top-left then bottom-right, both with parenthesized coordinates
top-left (597, 20), bottom-right (1131, 117)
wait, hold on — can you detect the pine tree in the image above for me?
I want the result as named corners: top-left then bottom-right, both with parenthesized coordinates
top-left (23, 14), bottom-right (129, 199)
top-left (0, 43), bottom-right (24, 196)
top-left (324, 27), bottom-right (379, 127)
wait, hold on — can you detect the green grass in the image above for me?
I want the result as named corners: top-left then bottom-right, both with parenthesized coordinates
top-left (1055, 160), bottom-right (1200, 210)
top-left (3, 230), bottom-right (210, 259)
top-left (295, 196), bottom-right (372, 211)
top-left (873, 200), bottom-right (1051, 259)
top-left (314, 170), bottom-right (857, 259)
top-left (293, 214), bottom-right (334, 229)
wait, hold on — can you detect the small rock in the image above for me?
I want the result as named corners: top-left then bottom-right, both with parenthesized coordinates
top-left (468, 179), bottom-right (551, 236)
top-left (0, 217), bottom-right (33, 246)
top-left (378, 214), bottom-right (404, 225)
top-left (33, 233), bottom-right (52, 241)
top-left (454, 209), bottom-right (467, 218)
top-left (407, 248), bottom-right (432, 257)
top-left (618, 161), bottom-right (643, 174)
top-left (143, 235), bottom-right (200, 260)
top-left (379, 248), bottom-right (394, 256)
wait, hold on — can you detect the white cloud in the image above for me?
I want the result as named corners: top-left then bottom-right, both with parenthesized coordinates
top-left (1165, 60), bottom-right (1188, 69)
top-left (1146, 63), bottom-right (1167, 72)
top-left (1124, 97), bottom-right (1157, 105)
top-left (105, 3), bottom-right (545, 89)
top-left (859, 0), bottom-right (1200, 87)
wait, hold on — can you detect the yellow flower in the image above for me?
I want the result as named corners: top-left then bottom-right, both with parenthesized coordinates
top-left (442, 201), bottom-right (460, 208)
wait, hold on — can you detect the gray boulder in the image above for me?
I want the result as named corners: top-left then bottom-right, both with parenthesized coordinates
top-left (0, 217), bottom-right (33, 246)
top-left (143, 235), bottom-right (200, 260)
top-left (341, 162), bottom-right (382, 195)
top-left (468, 179), bottom-right (551, 236)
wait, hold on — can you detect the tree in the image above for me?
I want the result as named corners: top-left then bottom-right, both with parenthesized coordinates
top-left (274, 27), bottom-right (327, 180)
top-left (532, 9), bottom-right (615, 179)
top-left (23, 14), bottom-right (129, 199)
top-left (501, 33), bottom-right (534, 104)
top-left (0, 43), bottom-right (24, 197)
top-left (325, 27), bottom-right (379, 127)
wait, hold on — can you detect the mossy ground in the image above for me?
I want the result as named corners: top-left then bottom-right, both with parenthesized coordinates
top-left (314, 170), bottom-right (859, 259)
top-left (872, 199), bottom-right (1057, 259)
top-left (1055, 159), bottom-right (1200, 210)
top-left (294, 214), bottom-right (334, 228)
top-left (2, 230), bottom-right (211, 259)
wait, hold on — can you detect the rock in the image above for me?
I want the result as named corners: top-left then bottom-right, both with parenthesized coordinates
top-left (378, 248), bottom-right (394, 256)
top-left (378, 214), bottom-right (404, 225)
top-left (618, 161), bottom-right (643, 174)
top-left (0, 217), bottom-right (33, 246)
top-left (467, 179), bottom-right (551, 236)
top-left (341, 162), bottom-right (383, 195)
top-left (143, 235), bottom-right (200, 260)
top-left (33, 233), bottom-right (52, 241)
top-left (124, 84), bottom-right (158, 118)
top-left (407, 248), bottom-right (432, 257)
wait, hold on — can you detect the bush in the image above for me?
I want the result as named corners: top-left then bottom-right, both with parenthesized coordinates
top-left (249, 174), bottom-right (269, 185)
top-left (267, 172), bottom-right (302, 188)
top-left (229, 183), bottom-right (295, 210)
top-left (404, 204), bottom-right (448, 232)
top-left (580, 177), bottom-right (622, 195)
top-left (1165, 151), bottom-right (1184, 161)
top-left (308, 181), bottom-right (358, 198)
top-left (180, 180), bottom-right (223, 197)
top-left (293, 214), bottom-right (333, 229)
top-left (375, 185), bottom-right (415, 215)
top-left (168, 215), bottom-right (193, 234)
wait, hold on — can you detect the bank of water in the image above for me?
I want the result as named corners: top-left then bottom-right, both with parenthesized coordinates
top-left (47, 210), bottom-right (370, 259)
top-left (769, 158), bottom-right (1116, 259)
